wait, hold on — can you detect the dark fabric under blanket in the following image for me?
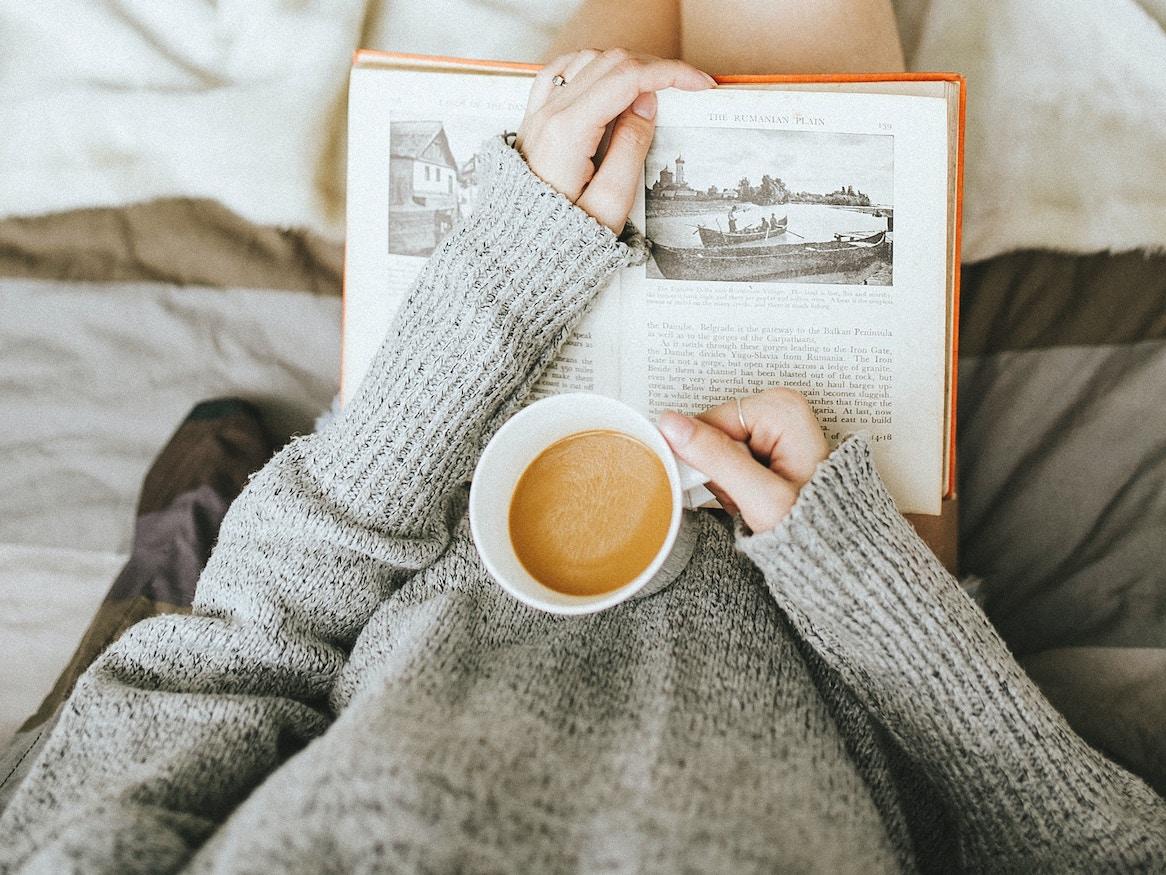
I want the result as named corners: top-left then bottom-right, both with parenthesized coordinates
top-left (958, 248), bottom-right (1166, 355)
top-left (956, 249), bottom-right (1166, 796)
top-left (13, 398), bottom-right (274, 737)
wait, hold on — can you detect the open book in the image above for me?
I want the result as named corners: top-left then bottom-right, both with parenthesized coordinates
top-left (344, 51), bottom-right (964, 515)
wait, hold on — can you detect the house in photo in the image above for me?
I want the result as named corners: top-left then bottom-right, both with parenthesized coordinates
top-left (389, 121), bottom-right (461, 256)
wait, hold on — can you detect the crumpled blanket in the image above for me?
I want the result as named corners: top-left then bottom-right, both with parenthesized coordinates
top-left (2, 0), bottom-right (1164, 261)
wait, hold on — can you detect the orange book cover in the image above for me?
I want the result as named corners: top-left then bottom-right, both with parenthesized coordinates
top-left (348, 51), bottom-right (965, 503)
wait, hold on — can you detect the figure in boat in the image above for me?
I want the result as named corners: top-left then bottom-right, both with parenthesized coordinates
top-left (696, 208), bottom-right (790, 247)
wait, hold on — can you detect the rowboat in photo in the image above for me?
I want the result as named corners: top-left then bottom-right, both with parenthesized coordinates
top-left (696, 215), bottom-right (788, 247)
top-left (650, 231), bottom-right (889, 283)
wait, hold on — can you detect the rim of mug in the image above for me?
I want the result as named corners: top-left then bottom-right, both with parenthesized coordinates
top-left (469, 393), bottom-right (684, 616)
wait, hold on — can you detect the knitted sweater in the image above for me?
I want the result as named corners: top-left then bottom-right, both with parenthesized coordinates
top-left (1, 138), bottom-right (1162, 874)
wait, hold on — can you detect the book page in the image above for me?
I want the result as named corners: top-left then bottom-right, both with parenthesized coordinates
top-left (345, 62), bottom-right (953, 513)
top-left (620, 88), bottom-right (949, 513)
top-left (343, 66), bottom-right (621, 404)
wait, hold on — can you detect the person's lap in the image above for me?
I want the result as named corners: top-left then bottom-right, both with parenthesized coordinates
top-left (539, 0), bottom-right (905, 73)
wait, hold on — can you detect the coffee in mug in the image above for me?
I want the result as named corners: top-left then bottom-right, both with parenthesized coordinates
top-left (470, 393), bottom-right (713, 615)
top-left (508, 429), bottom-right (672, 596)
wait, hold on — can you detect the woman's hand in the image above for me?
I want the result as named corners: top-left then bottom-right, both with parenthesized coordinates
top-left (515, 48), bottom-right (714, 234)
top-left (658, 389), bottom-right (830, 533)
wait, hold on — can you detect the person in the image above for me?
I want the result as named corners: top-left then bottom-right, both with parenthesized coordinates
top-left (727, 202), bottom-right (740, 232)
top-left (1, 51), bottom-right (1163, 875)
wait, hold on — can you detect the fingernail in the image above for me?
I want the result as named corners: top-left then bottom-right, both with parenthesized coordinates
top-left (631, 92), bottom-right (657, 120)
top-left (702, 72), bottom-right (717, 88)
top-left (658, 410), bottom-right (694, 445)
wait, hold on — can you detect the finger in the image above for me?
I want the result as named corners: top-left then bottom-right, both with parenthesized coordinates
top-left (576, 52), bottom-right (651, 168)
top-left (753, 389), bottom-right (830, 486)
top-left (704, 482), bottom-right (741, 517)
top-left (562, 57), bottom-right (714, 141)
top-left (575, 93), bottom-right (655, 232)
top-left (658, 410), bottom-right (797, 533)
top-left (545, 48), bottom-right (640, 107)
top-left (698, 390), bottom-right (827, 487)
top-left (536, 48), bottom-right (609, 119)
top-left (695, 397), bottom-right (750, 442)
top-left (560, 48), bottom-right (602, 86)
top-left (520, 51), bottom-right (586, 154)
top-left (527, 51), bottom-right (580, 115)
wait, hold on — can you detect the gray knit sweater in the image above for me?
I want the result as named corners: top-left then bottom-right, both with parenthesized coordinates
top-left (1, 138), bottom-right (1162, 874)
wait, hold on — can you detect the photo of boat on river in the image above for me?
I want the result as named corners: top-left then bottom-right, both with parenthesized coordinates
top-left (644, 127), bottom-right (894, 286)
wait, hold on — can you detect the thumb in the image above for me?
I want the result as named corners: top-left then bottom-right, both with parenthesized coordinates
top-left (658, 410), bottom-right (798, 533)
top-left (575, 91), bottom-right (657, 233)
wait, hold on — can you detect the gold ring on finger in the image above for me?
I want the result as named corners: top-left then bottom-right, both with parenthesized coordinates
top-left (737, 397), bottom-right (750, 437)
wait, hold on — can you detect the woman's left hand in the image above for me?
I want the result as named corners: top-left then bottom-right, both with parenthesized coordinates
top-left (515, 48), bottom-right (714, 234)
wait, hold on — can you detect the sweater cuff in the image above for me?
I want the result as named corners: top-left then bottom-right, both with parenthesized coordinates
top-left (736, 436), bottom-right (966, 664)
top-left (442, 134), bottom-right (649, 297)
top-left (356, 134), bottom-right (646, 399)
top-left (301, 137), bottom-right (644, 538)
top-left (737, 434), bottom-right (920, 572)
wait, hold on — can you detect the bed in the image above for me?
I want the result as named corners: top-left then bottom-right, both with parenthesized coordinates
top-left (2, 0), bottom-right (1164, 804)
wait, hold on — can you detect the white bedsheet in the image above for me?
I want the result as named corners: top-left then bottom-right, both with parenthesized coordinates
top-left (1, 280), bottom-right (340, 556)
top-left (2, 1), bottom-right (1163, 261)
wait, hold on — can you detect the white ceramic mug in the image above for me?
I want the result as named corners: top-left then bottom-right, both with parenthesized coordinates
top-left (469, 393), bottom-right (713, 615)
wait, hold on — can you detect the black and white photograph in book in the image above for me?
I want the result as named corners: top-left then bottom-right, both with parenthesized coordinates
top-left (388, 119), bottom-right (503, 257)
top-left (645, 127), bottom-right (894, 286)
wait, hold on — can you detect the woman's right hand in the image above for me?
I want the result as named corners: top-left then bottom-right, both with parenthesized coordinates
top-left (659, 389), bottom-right (831, 534)
top-left (515, 49), bottom-right (715, 234)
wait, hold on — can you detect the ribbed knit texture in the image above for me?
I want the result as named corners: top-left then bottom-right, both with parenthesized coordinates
top-left (739, 440), bottom-right (1166, 871)
top-left (1, 138), bottom-right (1162, 874)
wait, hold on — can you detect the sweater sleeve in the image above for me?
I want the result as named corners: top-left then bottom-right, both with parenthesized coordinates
top-left (0, 137), bottom-right (639, 874)
top-left (739, 436), bottom-right (1166, 873)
